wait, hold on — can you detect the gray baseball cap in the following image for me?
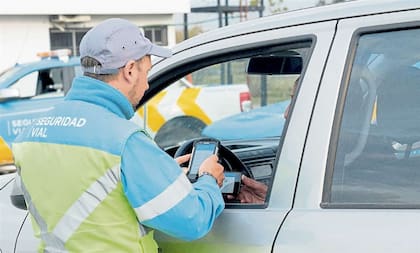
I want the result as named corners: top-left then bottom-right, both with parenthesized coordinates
top-left (79, 18), bottom-right (172, 74)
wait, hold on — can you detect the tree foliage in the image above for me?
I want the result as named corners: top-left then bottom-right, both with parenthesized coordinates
top-left (267, 0), bottom-right (288, 13)
top-left (249, 0), bottom-right (259, 6)
top-left (176, 26), bottom-right (204, 43)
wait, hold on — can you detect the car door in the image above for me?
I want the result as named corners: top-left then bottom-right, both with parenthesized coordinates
top-left (274, 8), bottom-right (420, 253)
top-left (148, 20), bottom-right (336, 252)
top-left (0, 173), bottom-right (33, 253)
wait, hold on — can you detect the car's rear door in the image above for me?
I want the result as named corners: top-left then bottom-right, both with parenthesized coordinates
top-left (274, 7), bottom-right (420, 253)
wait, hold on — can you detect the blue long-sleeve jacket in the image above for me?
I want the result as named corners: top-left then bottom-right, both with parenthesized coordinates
top-left (69, 76), bottom-right (225, 240)
top-left (15, 75), bottom-right (224, 243)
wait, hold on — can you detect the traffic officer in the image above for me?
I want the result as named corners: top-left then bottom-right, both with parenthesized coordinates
top-left (12, 18), bottom-right (225, 252)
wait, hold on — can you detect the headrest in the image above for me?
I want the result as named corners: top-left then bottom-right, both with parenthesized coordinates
top-left (376, 66), bottom-right (420, 144)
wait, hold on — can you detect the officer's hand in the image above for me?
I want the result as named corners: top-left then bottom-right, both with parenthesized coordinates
top-left (198, 155), bottom-right (224, 187)
top-left (175, 154), bottom-right (191, 174)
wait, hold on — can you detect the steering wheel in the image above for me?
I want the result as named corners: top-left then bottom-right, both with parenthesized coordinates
top-left (174, 137), bottom-right (254, 179)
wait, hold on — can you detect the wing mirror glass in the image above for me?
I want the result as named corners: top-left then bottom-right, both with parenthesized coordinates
top-left (247, 55), bottom-right (302, 75)
top-left (0, 88), bottom-right (20, 102)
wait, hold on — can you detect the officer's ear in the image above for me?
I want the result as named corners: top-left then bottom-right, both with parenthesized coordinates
top-left (122, 60), bottom-right (137, 82)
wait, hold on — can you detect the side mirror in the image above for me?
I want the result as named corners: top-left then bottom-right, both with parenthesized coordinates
top-left (247, 56), bottom-right (302, 75)
top-left (0, 164), bottom-right (17, 174)
top-left (0, 88), bottom-right (20, 102)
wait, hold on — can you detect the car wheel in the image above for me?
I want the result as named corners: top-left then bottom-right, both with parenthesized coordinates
top-left (154, 116), bottom-right (206, 148)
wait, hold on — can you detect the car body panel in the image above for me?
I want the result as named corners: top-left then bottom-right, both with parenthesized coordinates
top-left (202, 100), bottom-right (289, 140)
top-left (133, 84), bottom-right (250, 133)
top-left (0, 136), bottom-right (13, 165)
top-left (0, 174), bottom-right (29, 253)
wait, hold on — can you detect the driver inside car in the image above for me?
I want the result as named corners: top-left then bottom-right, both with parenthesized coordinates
top-left (226, 77), bottom-right (299, 203)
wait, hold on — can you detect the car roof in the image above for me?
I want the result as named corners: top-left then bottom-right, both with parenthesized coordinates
top-left (0, 56), bottom-right (80, 88)
top-left (172, 0), bottom-right (419, 54)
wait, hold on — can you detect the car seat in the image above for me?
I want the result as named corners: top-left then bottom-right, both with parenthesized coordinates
top-left (376, 66), bottom-right (420, 159)
top-left (332, 65), bottom-right (420, 203)
top-left (38, 70), bottom-right (55, 94)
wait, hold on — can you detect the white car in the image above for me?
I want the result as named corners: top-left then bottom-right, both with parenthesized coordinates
top-left (2, 0), bottom-right (420, 252)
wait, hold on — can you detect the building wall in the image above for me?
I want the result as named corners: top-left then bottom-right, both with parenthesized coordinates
top-left (0, 16), bottom-right (50, 71)
top-left (0, 14), bottom-right (177, 72)
top-left (0, 0), bottom-right (190, 15)
top-left (0, 0), bottom-right (190, 71)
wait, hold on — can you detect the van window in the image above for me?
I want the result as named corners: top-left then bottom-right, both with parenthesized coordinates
top-left (9, 66), bottom-right (80, 99)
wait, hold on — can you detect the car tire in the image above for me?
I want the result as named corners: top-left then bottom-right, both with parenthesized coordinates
top-left (154, 116), bottom-right (206, 148)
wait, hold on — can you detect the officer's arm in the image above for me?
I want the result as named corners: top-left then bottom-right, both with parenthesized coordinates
top-left (121, 131), bottom-right (225, 241)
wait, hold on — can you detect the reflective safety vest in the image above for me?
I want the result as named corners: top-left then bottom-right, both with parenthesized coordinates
top-left (12, 77), bottom-right (159, 252)
top-left (13, 141), bottom-right (158, 253)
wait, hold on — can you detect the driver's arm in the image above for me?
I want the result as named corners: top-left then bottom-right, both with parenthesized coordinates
top-left (121, 131), bottom-right (225, 241)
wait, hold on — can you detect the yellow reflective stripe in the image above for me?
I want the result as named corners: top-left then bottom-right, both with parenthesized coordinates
top-left (371, 99), bottom-right (377, 124)
top-left (177, 88), bottom-right (211, 125)
top-left (0, 136), bottom-right (13, 164)
top-left (136, 88), bottom-right (213, 134)
top-left (135, 173), bottom-right (192, 222)
top-left (136, 107), bottom-right (144, 118)
top-left (137, 90), bottom-right (167, 133)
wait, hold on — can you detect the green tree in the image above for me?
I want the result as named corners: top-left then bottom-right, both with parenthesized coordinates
top-left (249, 0), bottom-right (259, 6)
top-left (176, 26), bottom-right (204, 43)
top-left (267, 0), bottom-right (288, 13)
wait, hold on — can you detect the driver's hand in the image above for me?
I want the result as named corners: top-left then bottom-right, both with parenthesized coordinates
top-left (198, 155), bottom-right (224, 187)
top-left (175, 154), bottom-right (191, 174)
top-left (227, 175), bottom-right (268, 203)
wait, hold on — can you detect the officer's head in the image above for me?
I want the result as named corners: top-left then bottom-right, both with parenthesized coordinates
top-left (79, 18), bottom-right (172, 107)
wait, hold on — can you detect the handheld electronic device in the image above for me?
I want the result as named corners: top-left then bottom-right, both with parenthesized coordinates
top-left (187, 139), bottom-right (219, 183)
top-left (221, 171), bottom-right (241, 196)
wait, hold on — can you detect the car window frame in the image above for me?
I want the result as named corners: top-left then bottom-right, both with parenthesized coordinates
top-left (142, 37), bottom-right (313, 107)
top-left (143, 36), bottom-right (316, 209)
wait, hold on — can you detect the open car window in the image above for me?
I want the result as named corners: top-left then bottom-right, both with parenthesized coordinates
top-left (140, 40), bottom-right (313, 207)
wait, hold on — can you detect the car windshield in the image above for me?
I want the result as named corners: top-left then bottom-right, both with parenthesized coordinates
top-left (0, 65), bottom-right (22, 84)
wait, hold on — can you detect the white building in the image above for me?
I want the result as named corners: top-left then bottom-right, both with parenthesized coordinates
top-left (0, 0), bottom-right (190, 71)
